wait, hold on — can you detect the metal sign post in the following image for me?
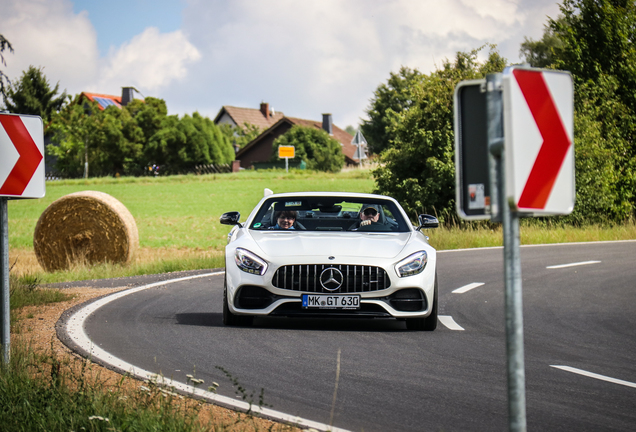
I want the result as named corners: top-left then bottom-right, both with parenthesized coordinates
top-left (0, 198), bottom-right (8, 365)
top-left (456, 67), bottom-right (573, 431)
top-left (0, 113), bottom-right (46, 363)
top-left (278, 145), bottom-right (295, 173)
top-left (487, 73), bottom-right (526, 432)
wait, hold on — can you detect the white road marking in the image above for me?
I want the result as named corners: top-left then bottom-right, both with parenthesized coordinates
top-left (66, 271), bottom-right (351, 432)
top-left (551, 365), bottom-right (636, 389)
top-left (546, 260), bottom-right (601, 269)
top-left (437, 239), bottom-right (636, 254)
top-left (452, 282), bottom-right (485, 294)
top-left (438, 315), bottom-right (465, 331)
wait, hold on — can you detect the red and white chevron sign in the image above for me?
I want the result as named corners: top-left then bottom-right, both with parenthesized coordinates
top-left (504, 67), bottom-right (574, 215)
top-left (0, 114), bottom-right (45, 199)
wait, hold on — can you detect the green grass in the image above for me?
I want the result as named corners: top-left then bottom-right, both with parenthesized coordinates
top-left (9, 274), bottom-right (72, 310)
top-left (0, 340), bottom-right (211, 432)
top-left (34, 254), bottom-right (226, 284)
top-left (7, 168), bottom-right (636, 283)
top-left (8, 169), bottom-right (375, 251)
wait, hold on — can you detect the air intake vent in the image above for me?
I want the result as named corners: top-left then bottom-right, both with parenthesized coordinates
top-left (272, 264), bottom-right (390, 293)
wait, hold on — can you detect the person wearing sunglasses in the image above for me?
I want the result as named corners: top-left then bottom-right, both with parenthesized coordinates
top-left (349, 206), bottom-right (391, 231)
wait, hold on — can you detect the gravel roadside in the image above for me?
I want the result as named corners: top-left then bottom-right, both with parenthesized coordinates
top-left (12, 270), bottom-right (300, 432)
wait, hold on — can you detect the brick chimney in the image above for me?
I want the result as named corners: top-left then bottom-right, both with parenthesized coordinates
top-left (260, 102), bottom-right (270, 118)
top-left (322, 113), bottom-right (333, 135)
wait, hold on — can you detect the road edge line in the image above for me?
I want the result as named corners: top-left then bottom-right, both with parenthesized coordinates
top-left (61, 271), bottom-right (351, 432)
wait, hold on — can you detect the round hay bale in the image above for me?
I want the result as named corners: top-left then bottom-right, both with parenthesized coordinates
top-left (34, 191), bottom-right (139, 272)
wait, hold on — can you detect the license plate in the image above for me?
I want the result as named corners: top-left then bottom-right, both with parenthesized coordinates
top-left (302, 294), bottom-right (360, 309)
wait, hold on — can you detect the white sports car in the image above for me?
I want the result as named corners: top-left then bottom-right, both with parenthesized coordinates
top-left (220, 192), bottom-right (439, 330)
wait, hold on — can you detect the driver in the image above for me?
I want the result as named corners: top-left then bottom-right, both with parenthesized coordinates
top-left (359, 206), bottom-right (380, 227)
top-left (349, 206), bottom-right (391, 231)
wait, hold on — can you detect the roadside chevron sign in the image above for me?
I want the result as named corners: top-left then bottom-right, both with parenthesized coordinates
top-left (0, 114), bottom-right (45, 198)
top-left (503, 67), bottom-right (574, 215)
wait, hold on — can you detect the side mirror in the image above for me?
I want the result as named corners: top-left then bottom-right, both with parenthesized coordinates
top-left (220, 211), bottom-right (242, 227)
top-left (417, 214), bottom-right (439, 230)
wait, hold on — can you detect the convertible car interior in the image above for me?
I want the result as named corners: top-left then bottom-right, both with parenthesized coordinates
top-left (249, 198), bottom-right (410, 232)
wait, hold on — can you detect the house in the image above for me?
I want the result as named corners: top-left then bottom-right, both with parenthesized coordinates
top-left (78, 87), bottom-right (139, 110)
top-left (214, 102), bottom-right (284, 130)
top-left (235, 113), bottom-right (359, 169)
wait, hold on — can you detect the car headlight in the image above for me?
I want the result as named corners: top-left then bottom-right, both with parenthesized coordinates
top-left (235, 248), bottom-right (268, 275)
top-left (395, 251), bottom-right (427, 277)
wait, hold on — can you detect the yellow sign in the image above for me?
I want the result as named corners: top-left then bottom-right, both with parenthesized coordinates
top-left (278, 145), bottom-right (295, 158)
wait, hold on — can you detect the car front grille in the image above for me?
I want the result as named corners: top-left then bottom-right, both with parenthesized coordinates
top-left (272, 264), bottom-right (391, 293)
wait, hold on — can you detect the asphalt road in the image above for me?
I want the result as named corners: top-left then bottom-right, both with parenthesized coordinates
top-left (77, 241), bottom-right (636, 431)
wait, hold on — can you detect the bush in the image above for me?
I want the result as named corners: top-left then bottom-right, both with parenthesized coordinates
top-left (271, 125), bottom-right (345, 172)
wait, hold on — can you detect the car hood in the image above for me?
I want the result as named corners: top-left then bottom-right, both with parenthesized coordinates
top-left (247, 231), bottom-right (412, 259)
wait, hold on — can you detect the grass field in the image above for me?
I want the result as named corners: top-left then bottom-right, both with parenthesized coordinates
top-left (7, 168), bottom-right (636, 283)
top-left (8, 170), bottom-right (375, 250)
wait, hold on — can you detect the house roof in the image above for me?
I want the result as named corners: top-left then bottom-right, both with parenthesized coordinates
top-left (214, 105), bottom-right (285, 130)
top-left (237, 116), bottom-right (359, 165)
top-left (286, 117), bottom-right (358, 163)
top-left (80, 92), bottom-right (122, 110)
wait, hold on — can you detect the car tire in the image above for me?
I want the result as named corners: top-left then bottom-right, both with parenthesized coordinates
top-left (406, 273), bottom-right (438, 331)
top-left (223, 274), bottom-right (253, 327)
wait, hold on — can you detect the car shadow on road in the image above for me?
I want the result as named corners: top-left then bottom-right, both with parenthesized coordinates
top-left (175, 312), bottom-right (222, 327)
top-left (175, 312), bottom-right (410, 332)
top-left (254, 316), bottom-right (409, 332)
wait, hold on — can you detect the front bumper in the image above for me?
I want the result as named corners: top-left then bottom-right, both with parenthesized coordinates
top-left (225, 258), bottom-right (437, 319)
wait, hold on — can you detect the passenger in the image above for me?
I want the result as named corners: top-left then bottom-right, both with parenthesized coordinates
top-left (272, 210), bottom-right (298, 230)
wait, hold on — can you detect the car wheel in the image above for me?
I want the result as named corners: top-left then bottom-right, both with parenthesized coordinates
top-left (223, 274), bottom-right (253, 327)
top-left (406, 272), bottom-right (438, 331)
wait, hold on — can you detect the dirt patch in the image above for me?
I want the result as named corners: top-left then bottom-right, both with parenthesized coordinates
top-left (12, 286), bottom-right (302, 432)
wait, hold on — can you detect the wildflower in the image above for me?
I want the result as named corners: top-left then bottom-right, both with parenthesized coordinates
top-left (88, 415), bottom-right (110, 422)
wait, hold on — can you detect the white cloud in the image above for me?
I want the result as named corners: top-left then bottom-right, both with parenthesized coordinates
top-left (93, 27), bottom-right (201, 95)
top-left (177, 0), bottom-right (561, 127)
top-left (1, 0), bottom-right (200, 101)
top-left (1, 0), bottom-right (562, 129)
top-left (0, 0), bottom-right (98, 94)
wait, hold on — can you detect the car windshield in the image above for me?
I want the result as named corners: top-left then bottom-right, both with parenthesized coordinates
top-left (249, 197), bottom-right (410, 232)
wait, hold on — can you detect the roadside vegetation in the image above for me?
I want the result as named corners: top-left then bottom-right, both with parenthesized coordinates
top-left (7, 169), bottom-right (635, 284)
top-left (1, 2), bottom-right (635, 429)
top-left (0, 338), bottom-right (283, 432)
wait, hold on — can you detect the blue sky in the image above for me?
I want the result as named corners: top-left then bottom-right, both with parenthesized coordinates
top-left (72, 0), bottom-right (184, 56)
top-left (1, 0), bottom-right (562, 129)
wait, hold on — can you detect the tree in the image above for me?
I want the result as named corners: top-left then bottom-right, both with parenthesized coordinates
top-left (373, 47), bottom-right (506, 218)
top-left (3, 66), bottom-right (67, 123)
top-left (143, 111), bottom-right (234, 173)
top-left (361, 66), bottom-right (425, 155)
top-left (548, 0), bottom-right (636, 221)
top-left (48, 93), bottom-right (235, 177)
top-left (519, 22), bottom-right (564, 68)
top-left (344, 125), bottom-right (356, 136)
top-left (564, 75), bottom-right (635, 223)
top-left (47, 98), bottom-right (143, 177)
top-left (271, 125), bottom-right (345, 172)
top-left (551, 0), bottom-right (636, 113)
top-left (0, 34), bottom-right (13, 101)
top-left (219, 122), bottom-right (261, 151)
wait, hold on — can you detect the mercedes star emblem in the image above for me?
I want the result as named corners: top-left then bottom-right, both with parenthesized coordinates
top-left (319, 267), bottom-right (344, 291)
